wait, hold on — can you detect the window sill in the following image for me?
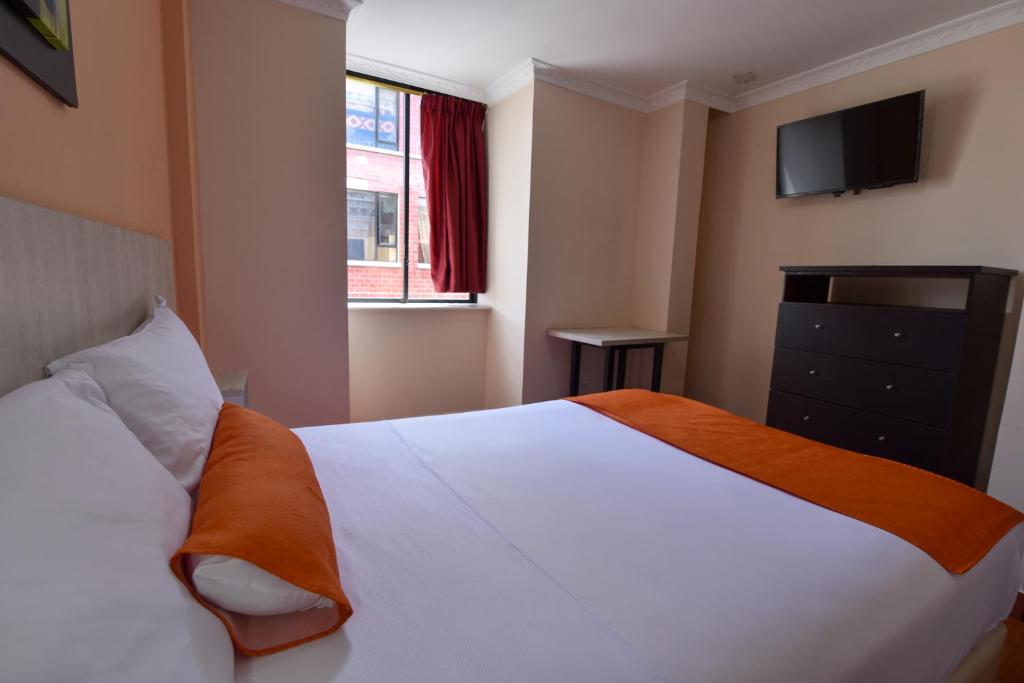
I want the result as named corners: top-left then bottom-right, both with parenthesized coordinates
top-left (348, 260), bottom-right (402, 268)
top-left (348, 302), bottom-right (491, 311)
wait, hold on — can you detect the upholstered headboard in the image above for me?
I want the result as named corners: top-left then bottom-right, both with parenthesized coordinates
top-left (0, 196), bottom-right (174, 396)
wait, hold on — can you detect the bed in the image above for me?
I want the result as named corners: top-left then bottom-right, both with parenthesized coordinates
top-left (1, 195), bottom-right (1021, 682)
top-left (229, 400), bottom-right (1023, 683)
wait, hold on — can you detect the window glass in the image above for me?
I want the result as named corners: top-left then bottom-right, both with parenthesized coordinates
top-left (345, 80), bottom-right (378, 148)
top-left (346, 189), bottom-right (375, 261)
top-left (376, 89), bottom-right (399, 150)
top-left (377, 193), bottom-right (398, 247)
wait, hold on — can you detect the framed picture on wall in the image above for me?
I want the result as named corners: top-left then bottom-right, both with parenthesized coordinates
top-left (0, 0), bottom-right (77, 107)
top-left (16, 0), bottom-right (71, 50)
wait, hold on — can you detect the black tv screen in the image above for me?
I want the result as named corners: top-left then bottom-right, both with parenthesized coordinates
top-left (776, 91), bottom-right (924, 198)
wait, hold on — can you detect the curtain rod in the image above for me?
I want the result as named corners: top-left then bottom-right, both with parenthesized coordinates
top-left (346, 70), bottom-right (443, 97)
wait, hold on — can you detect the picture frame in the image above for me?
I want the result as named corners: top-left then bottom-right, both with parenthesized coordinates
top-left (0, 0), bottom-right (77, 107)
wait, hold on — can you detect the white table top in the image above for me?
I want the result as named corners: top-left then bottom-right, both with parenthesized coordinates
top-left (547, 327), bottom-right (689, 347)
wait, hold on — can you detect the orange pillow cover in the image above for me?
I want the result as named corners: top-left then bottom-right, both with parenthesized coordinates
top-left (170, 404), bottom-right (352, 656)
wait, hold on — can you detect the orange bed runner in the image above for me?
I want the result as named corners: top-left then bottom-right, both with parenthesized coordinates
top-left (569, 390), bottom-right (1023, 574)
top-left (172, 404), bottom-right (352, 656)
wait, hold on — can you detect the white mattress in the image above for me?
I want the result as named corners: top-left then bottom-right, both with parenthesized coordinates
top-left (236, 400), bottom-right (1024, 683)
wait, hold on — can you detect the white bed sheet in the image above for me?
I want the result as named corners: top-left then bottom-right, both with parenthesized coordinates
top-left (237, 400), bottom-right (1023, 683)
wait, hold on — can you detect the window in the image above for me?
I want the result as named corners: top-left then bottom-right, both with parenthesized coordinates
top-left (377, 193), bottom-right (398, 247)
top-left (346, 74), bottom-right (473, 303)
top-left (345, 80), bottom-right (398, 150)
top-left (346, 190), bottom-right (398, 262)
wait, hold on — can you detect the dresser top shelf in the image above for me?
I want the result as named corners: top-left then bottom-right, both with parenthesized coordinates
top-left (780, 265), bottom-right (1017, 277)
top-left (785, 300), bottom-right (966, 316)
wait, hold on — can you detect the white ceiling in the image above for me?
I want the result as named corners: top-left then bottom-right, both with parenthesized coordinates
top-left (346, 0), bottom-right (1013, 100)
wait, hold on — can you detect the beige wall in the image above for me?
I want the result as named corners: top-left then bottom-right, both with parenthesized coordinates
top-left (480, 82), bottom-right (709, 406)
top-left (628, 100), bottom-right (709, 394)
top-left (687, 24), bottom-right (1024, 508)
top-left (662, 102), bottom-right (710, 391)
top-left (522, 81), bottom-right (645, 402)
top-left (481, 83), bottom-right (534, 408)
top-left (631, 103), bottom-right (689, 331)
top-left (349, 308), bottom-right (489, 422)
top-left (192, 0), bottom-right (350, 427)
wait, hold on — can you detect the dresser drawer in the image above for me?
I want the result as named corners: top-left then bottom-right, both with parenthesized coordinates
top-left (775, 303), bottom-right (967, 371)
top-left (766, 391), bottom-right (948, 468)
top-left (769, 347), bottom-right (957, 427)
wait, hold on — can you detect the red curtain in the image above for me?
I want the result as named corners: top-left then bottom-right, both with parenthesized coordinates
top-left (420, 94), bottom-right (488, 293)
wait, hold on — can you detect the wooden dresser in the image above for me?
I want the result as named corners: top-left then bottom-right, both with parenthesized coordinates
top-left (766, 265), bottom-right (1016, 487)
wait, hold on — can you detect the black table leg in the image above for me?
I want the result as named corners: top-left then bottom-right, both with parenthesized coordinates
top-left (569, 342), bottom-right (582, 397)
top-left (615, 347), bottom-right (627, 389)
top-left (603, 348), bottom-right (615, 391)
top-left (651, 343), bottom-right (665, 392)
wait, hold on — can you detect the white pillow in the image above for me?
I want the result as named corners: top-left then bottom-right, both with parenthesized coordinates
top-left (0, 370), bottom-right (233, 683)
top-left (188, 555), bottom-right (335, 616)
top-left (47, 297), bottom-right (223, 492)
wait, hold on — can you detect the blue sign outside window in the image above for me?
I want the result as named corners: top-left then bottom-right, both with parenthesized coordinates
top-left (346, 81), bottom-right (399, 150)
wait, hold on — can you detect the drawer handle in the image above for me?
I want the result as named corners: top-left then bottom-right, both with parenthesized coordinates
top-left (808, 369), bottom-right (818, 376)
top-left (892, 331), bottom-right (903, 339)
top-left (802, 415), bottom-right (812, 422)
top-left (884, 383), bottom-right (895, 391)
top-left (813, 323), bottom-right (825, 330)
top-left (877, 435), bottom-right (887, 442)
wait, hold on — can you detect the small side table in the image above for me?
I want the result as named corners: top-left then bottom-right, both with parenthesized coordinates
top-left (214, 370), bottom-right (249, 408)
top-left (547, 328), bottom-right (689, 396)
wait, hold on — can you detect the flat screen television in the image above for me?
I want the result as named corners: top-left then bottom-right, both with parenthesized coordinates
top-left (776, 91), bottom-right (924, 198)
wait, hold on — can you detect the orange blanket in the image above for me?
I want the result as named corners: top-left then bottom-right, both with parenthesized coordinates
top-left (569, 390), bottom-right (1023, 574)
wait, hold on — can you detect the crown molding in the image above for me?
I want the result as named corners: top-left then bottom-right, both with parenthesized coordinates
top-left (485, 60), bottom-right (733, 113)
top-left (646, 79), bottom-right (737, 114)
top-left (483, 58), bottom-right (536, 105)
top-left (346, 54), bottom-right (487, 102)
top-left (275, 0), bottom-right (363, 21)
top-left (682, 81), bottom-right (739, 113)
top-left (734, 0), bottom-right (1024, 110)
top-left (485, 0), bottom-right (1024, 113)
top-left (531, 59), bottom-right (650, 111)
top-left (354, 0), bottom-right (1024, 114)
